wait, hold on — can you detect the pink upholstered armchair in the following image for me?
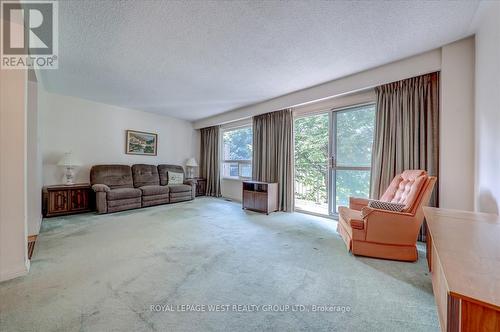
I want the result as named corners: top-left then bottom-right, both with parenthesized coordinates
top-left (337, 170), bottom-right (437, 262)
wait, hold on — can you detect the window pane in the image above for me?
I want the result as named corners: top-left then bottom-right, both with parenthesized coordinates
top-left (240, 164), bottom-right (252, 178)
top-left (223, 127), bottom-right (252, 161)
top-left (294, 113), bottom-right (329, 215)
top-left (335, 170), bottom-right (371, 212)
top-left (336, 105), bottom-right (375, 167)
top-left (223, 162), bottom-right (239, 177)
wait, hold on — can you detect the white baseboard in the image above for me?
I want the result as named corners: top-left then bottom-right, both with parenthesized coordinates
top-left (222, 196), bottom-right (242, 203)
top-left (0, 260), bottom-right (30, 282)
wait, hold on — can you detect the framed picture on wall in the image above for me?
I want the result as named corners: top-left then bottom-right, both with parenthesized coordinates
top-left (125, 130), bottom-right (158, 156)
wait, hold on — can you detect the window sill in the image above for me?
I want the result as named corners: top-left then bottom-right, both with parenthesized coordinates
top-left (222, 177), bottom-right (250, 181)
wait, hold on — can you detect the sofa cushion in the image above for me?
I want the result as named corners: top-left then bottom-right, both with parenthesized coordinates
top-left (168, 184), bottom-right (192, 193)
top-left (158, 164), bottom-right (185, 186)
top-left (139, 185), bottom-right (169, 196)
top-left (132, 164), bottom-right (160, 187)
top-left (90, 165), bottom-right (134, 189)
top-left (107, 188), bottom-right (142, 201)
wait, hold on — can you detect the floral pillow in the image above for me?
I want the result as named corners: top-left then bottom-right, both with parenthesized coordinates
top-left (168, 172), bottom-right (184, 185)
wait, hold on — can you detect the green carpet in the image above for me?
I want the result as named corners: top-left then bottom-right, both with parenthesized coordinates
top-left (0, 198), bottom-right (439, 331)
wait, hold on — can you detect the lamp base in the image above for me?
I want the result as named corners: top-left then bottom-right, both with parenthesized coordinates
top-left (186, 167), bottom-right (194, 179)
top-left (63, 167), bottom-right (76, 185)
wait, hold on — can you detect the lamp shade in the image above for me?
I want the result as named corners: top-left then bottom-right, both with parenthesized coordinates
top-left (57, 152), bottom-right (81, 167)
top-left (186, 157), bottom-right (198, 167)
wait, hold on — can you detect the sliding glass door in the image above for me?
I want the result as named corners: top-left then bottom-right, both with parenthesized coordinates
top-left (294, 103), bottom-right (375, 217)
top-left (330, 104), bottom-right (375, 214)
top-left (294, 113), bottom-right (329, 215)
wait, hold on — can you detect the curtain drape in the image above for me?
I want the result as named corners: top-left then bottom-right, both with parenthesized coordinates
top-left (252, 109), bottom-right (294, 211)
top-left (370, 72), bottom-right (439, 241)
top-left (200, 126), bottom-right (221, 197)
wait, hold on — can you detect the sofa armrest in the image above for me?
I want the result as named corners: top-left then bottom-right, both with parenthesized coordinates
top-left (349, 197), bottom-right (371, 211)
top-left (92, 184), bottom-right (110, 192)
top-left (184, 179), bottom-right (195, 186)
top-left (362, 207), bottom-right (419, 245)
top-left (184, 180), bottom-right (196, 198)
top-left (350, 219), bottom-right (365, 230)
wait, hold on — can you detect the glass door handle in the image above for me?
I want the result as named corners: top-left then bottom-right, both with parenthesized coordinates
top-left (330, 155), bottom-right (336, 168)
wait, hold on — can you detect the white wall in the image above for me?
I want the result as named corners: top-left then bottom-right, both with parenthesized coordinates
top-left (39, 90), bottom-right (200, 185)
top-left (27, 80), bottom-right (42, 235)
top-left (440, 37), bottom-right (475, 210)
top-left (0, 19), bottom-right (30, 281)
top-left (194, 48), bottom-right (442, 129)
top-left (221, 179), bottom-right (244, 202)
top-left (473, 1), bottom-right (500, 214)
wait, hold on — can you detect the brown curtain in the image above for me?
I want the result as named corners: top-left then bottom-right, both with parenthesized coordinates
top-left (252, 109), bottom-right (293, 211)
top-left (370, 72), bottom-right (439, 241)
top-left (200, 126), bottom-right (221, 197)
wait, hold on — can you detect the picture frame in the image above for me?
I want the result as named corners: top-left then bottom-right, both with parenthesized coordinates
top-left (125, 130), bottom-right (158, 156)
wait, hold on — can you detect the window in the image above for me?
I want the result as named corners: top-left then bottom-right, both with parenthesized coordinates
top-left (222, 126), bottom-right (252, 178)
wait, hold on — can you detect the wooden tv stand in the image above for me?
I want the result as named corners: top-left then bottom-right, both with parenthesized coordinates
top-left (424, 207), bottom-right (500, 332)
top-left (242, 180), bottom-right (278, 214)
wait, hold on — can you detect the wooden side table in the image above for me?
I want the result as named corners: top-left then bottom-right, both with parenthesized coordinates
top-left (188, 177), bottom-right (206, 197)
top-left (42, 183), bottom-right (95, 217)
top-left (242, 180), bottom-right (278, 214)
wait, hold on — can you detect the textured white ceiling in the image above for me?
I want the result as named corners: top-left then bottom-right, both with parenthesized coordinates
top-left (39, 0), bottom-right (480, 121)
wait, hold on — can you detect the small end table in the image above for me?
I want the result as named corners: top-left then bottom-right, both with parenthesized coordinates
top-left (42, 183), bottom-right (95, 217)
top-left (187, 177), bottom-right (206, 197)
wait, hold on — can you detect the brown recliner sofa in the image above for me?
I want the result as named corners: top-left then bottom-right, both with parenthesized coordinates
top-left (90, 164), bottom-right (196, 214)
top-left (132, 164), bottom-right (169, 207)
top-left (90, 165), bottom-right (142, 214)
top-left (158, 164), bottom-right (196, 203)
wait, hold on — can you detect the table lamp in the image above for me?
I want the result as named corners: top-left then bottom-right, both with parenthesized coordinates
top-left (57, 152), bottom-right (81, 185)
top-left (185, 157), bottom-right (198, 179)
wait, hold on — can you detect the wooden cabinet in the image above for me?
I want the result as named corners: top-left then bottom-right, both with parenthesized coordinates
top-left (242, 181), bottom-right (278, 214)
top-left (43, 184), bottom-right (95, 217)
top-left (48, 190), bottom-right (68, 214)
top-left (70, 189), bottom-right (89, 211)
top-left (424, 207), bottom-right (500, 332)
top-left (188, 177), bottom-right (207, 197)
top-left (195, 178), bottom-right (206, 197)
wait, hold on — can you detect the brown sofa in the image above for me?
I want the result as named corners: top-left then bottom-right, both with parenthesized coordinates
top-left (90, 164), bottom-right (195, 214)
top-left (132, 164), bottom-right (169, 207)
top-left (158, 164), bottom-right (196, 203)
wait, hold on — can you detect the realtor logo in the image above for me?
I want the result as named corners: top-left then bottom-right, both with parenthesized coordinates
top-left (1, 0), bottom-right (58, 69)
